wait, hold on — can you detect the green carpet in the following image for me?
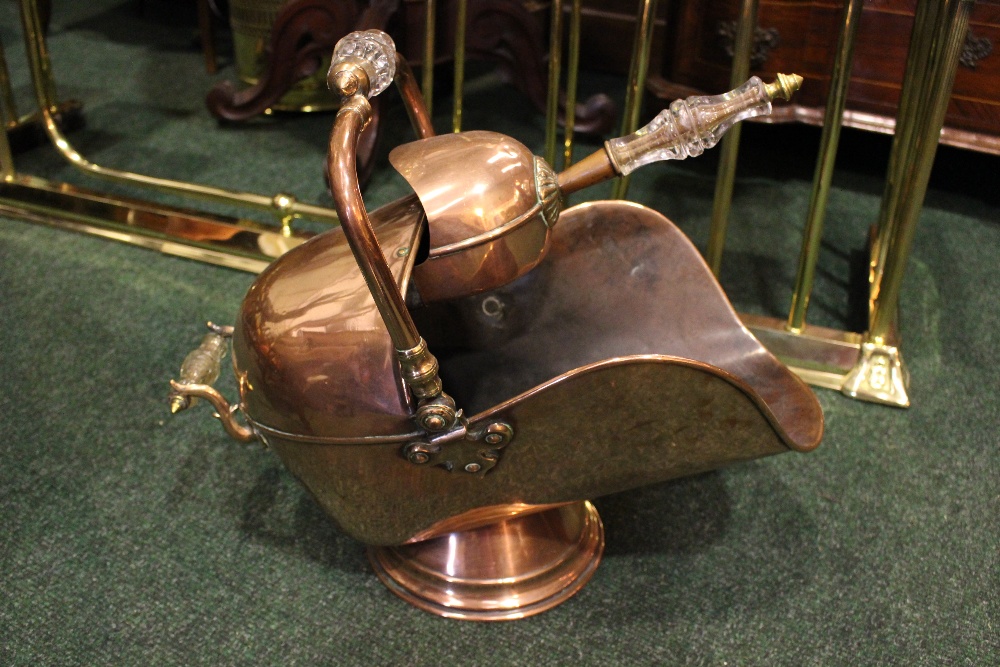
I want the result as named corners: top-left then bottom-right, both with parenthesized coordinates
top-left (1, 2), bottom-right (997, 664)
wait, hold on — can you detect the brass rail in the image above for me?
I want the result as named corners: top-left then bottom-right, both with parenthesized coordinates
top-left (452, 0), bottom-right (468, 132)
top-left (0, 41), bottom-right (18, 130)
top-left (871, 0), bottom-right (938, 289)
top-left (543, 0), bottom-right (582, 173)
top-left (840, 0), bottom-right (974, 405)
top-left (544, 0), bottom-right (565, 167)
top-left (0, 99), bottom-right (16, 180)
top-left (16, 0), bottom-right (339, 228)
top-left (422, 0), bottom-right (436, 118)
top-left (562, 0), bottom-right (582, 170)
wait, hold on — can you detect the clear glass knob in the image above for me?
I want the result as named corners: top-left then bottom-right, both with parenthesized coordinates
top-left (330, 29), bottom-right (396, 99)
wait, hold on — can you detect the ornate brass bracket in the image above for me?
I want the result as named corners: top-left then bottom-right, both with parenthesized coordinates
top-left (717, 20), bottom-right (780, 69)
top-left (403, 421), bottom-right (514, 475)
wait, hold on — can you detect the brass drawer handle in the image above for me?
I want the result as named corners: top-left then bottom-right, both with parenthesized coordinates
top-left (960, 31), bottom-right (993, 69)
top-left (717, 20), bottom-right (780, 69)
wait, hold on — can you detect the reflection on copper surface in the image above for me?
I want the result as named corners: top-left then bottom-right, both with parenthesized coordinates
top-left (369, 502), bottom-right (604, 620)
top-left (233, 194), bottom-right (424, 438)
top-left (390, 131), bottom-right (554, 302)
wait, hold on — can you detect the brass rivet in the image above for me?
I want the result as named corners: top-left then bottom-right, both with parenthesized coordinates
top-left (409, 451), bottom-right (430, 464)
top-left (484, 433), bottom-right (503, 445)
top-left (396, 247), bottom-right (409, 257)
top-left (464, 463), bottom-right (481, 473)
top-left (423, 415), bottom-right (446, 431)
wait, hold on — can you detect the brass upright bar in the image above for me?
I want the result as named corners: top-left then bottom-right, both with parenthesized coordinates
top-left (786, 0), bottom-right (864, 332)
top-left (869, 0), bottom-right (971, 341)
top-left (842, 0), bottom-right (973, 406)
top-left (452, 0), bottom-right (468, 133)
top-left (563, 0), bottom-right (582, 170)
top-left (870, 0), bottom-right (941, 301)
top-left (0, 41), bottom-right (19, 129)
top-left (422, 0), bottom-right (436, 118)
top-left (611, 0), bottom-right (659, 200)
top-left (544, 0), bottom-right (564, 166)
top-left (0, 104), bottom-right (13, 179)
top-left (704, 0), bottom-right (759, 275)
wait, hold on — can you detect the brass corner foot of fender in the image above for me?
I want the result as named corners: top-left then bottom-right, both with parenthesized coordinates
top-left (841, 338), bottom-right (911, 408)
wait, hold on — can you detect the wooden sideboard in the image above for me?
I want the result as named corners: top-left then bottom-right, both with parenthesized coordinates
top-left (650, 0), bottom-right (1000, 154)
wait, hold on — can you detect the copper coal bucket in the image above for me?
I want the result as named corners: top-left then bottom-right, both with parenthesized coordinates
top-left (170, 31), bottom-right (822, 620)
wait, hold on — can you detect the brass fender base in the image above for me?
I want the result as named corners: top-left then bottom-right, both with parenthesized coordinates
top-left (841, 338), bottom-right (911, 408)
top-left (368, 501), bottom-right (604, 621)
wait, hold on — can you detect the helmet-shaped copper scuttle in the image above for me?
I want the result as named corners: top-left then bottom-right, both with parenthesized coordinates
top-left (170, 31), bottom-right (818, 620)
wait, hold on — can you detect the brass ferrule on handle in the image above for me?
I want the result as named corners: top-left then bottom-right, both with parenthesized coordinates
top-left (764, 72), bottom-right (804, 102)
top-left (327, 31), bottom-right (456, 433)
top-left (397, 338), bottom-right (444, 400)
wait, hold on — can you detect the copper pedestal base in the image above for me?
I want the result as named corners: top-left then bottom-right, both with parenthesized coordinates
top-left (368, 501), bottom-right (604, 621)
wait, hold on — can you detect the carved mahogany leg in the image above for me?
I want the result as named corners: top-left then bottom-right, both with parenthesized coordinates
top-left (205, 0), bottom-right (360, 121)
top-left (207, 0), bottom-right (400, 187)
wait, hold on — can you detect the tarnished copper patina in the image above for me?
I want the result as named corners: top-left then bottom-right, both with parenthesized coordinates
top-left (170, 30), bottom-right (819, 620)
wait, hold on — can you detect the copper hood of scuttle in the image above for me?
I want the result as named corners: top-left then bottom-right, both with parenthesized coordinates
top-left (169, 30), bottom-right (818, 621)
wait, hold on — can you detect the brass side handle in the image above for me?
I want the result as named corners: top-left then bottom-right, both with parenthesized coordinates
top-left (169, 322), bottom-right (231, 414)
top-left (169, 323), bottom-right (255, 443)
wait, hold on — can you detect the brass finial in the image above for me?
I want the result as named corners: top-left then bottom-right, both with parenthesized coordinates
top-left (170, 394), bottom-right (189, 414)
top-left (764, 73), bottom-right (803, 101)
top-left (329, 65), bottom-right (366, 98)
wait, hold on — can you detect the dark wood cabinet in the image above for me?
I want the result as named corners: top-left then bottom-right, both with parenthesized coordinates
top-left (651, 0), bottom-right (1000, 154)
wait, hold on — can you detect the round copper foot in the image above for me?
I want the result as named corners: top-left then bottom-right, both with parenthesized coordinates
top-left (368, 501), bottom-right (604, 621)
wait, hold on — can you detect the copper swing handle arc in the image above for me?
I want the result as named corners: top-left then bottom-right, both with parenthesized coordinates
top-left (326, 30), bottom-right (457, 433)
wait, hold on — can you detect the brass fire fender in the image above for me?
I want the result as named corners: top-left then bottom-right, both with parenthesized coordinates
top-left (0, 0), bottom-right (341, 271)
top-left (2, 0), bottom-right (973, 407)
top-left (602, 0), bottom-right (973, 408)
